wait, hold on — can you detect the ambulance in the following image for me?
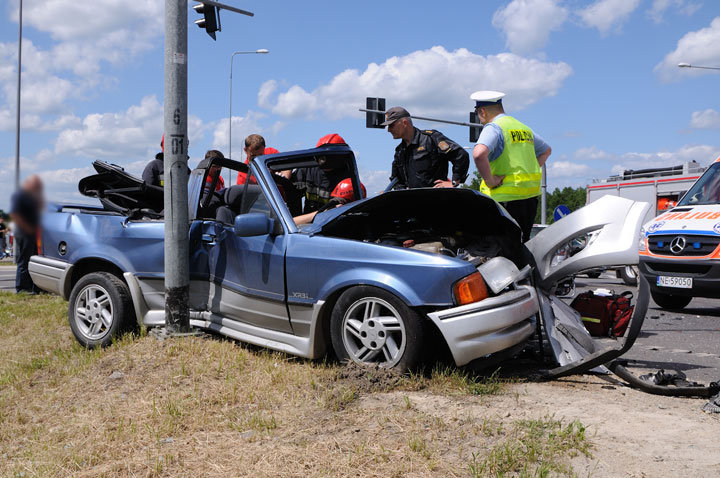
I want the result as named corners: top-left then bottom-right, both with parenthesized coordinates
top-left (638, 156), bottom-right (720, 310)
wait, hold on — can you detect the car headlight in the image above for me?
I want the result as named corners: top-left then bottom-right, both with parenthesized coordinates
top-left (550, 230), bottom-right (600, 268)
top-left (453, 272), bottom-right (489, 305)
top-left (638, 227), bottom-right (646, 252)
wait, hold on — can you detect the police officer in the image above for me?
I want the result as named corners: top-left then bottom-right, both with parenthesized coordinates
top-left (383, 107), bottom-right (469, 189)
top-left (471, 90), bottom-right (552, 242)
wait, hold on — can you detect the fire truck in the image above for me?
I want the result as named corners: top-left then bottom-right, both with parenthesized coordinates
top-left (586, 161), bottom-right (706, 285)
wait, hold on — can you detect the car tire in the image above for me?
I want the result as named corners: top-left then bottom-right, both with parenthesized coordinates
top-left (619, 266), bottom-right (638, 286)
top-left (330, 286), bottom-right (424, 372)
top-left (586, 271), bottom-right (602, 279)
top-left (651, 290), bottom-right (692, 310)
top-left (68, 272), bottom-right (135, 348)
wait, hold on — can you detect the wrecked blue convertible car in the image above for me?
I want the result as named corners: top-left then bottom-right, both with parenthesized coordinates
top-left (29, 144), bottom-right (649, 372)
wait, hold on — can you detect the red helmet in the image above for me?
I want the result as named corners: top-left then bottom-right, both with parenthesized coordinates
top-left (161, 134), bottom-right (164, 153)
top-left (331, 178), bottom-right (366, 201)
top-left (264, 147), bottom-right (279, 155)
top-left (316, 133), bottom-right (347, 147)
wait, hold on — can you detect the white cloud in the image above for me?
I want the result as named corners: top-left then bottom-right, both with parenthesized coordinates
top-left (54, 95), bottom-right (205, 160)
top-left (655, 17), bottom-right (720, 81)
top-left (492, 0), bottom-right (568, 54)
top-left (690, 109), bottom-right (720, 129)
top-left (610, 144), bottom-right (720, 174)
top-left (548, 160), bottom-right (591, 178)
top-left (211, 111), bottom-right (267, 156)
top-left (0, 0), bottom-right (164, 131)
top-left (648, 0), bottom-right (701, 23)
top-left (574, 146), bottom-right (615, 161)
top-left (261, 47), bottom-right (572, 120)
top-left (577, 0), bottom-right (641, 33)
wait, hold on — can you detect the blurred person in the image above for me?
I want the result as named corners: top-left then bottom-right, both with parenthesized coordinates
top-left (293, 178), bottom-right (366, 225)
top-left (142, 135), bottom-right (190, 186)
top-left (203, 150), bottom-right (226, 194)
top-left (10, 175), bottom-right (44, 293)
top-left (383, 107), bottom-right (469, 189)
top-left (0, 217), bottom-right (7, 259)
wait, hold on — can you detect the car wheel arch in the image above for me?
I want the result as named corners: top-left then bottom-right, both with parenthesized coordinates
top-left (69, 258), bottom-right (127, 294)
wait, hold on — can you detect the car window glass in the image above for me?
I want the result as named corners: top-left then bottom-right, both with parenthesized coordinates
top-left (679, 163), bottom-right (720, 206)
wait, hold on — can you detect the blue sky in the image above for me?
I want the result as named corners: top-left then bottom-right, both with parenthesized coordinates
top-left (1, 0), bottom-right (720, 210)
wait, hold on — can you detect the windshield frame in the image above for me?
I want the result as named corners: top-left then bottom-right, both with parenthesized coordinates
top-left (677, 162), bottom-right (720, 206)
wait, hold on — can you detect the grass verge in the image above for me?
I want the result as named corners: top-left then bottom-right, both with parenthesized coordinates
top-left (0, 292), bottom-right (593, 477)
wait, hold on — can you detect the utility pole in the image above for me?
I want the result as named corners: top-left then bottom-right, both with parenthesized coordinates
top-left (541, 164), bottom-right (547, 225)
top-left (163, 0), bottom-right (190, 332)
top-left (14, 0), bottom-right (22, 191)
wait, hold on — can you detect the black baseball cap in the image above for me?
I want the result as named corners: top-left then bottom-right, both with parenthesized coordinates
top-left (381, 106), bottom-right (411, 126)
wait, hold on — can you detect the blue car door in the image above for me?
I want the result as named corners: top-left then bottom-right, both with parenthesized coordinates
top-left (203, 181), bottom-right (291, 334)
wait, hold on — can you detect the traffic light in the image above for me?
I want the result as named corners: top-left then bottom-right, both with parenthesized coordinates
top-left (365, 97), bottom-right (386, 129)
top-left (193, 1), bottom-right (220, 40)
top-left (469, 111), bottom-right (482, 142)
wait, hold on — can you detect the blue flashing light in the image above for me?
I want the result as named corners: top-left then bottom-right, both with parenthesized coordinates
top-left (657, 241), bottom-right (664, 247)
top-left (693, 242), bottom-right (701, 249)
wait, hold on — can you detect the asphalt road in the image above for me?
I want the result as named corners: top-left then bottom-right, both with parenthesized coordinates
top-left (0, 263), bottom-right (15, 292)
top-left (572, 272), bottom-right (720, 386)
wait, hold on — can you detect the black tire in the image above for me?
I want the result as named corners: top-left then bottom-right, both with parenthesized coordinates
top-left (651, 290), bottom-right (692, 310)
top-left (586, 271), bottom-right (602, 279)
top-left (330, 286), bottom-right (424, 372)
top-left (67, 272), bottom-right (136, 348)
top-left (619, 266), bottom-right (638, 286)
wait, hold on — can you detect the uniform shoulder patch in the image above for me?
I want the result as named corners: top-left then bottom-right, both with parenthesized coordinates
top-left (438, 140), bottom-right (450, 151)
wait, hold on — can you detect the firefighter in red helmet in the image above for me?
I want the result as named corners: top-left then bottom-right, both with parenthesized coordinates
top-left (292, 133), bottom-right (353, 215)
top-left (293, 176), bottom-right (366, 225)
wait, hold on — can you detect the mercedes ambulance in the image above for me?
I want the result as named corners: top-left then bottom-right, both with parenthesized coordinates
top-left (638, 156), bottom-right (720, 310)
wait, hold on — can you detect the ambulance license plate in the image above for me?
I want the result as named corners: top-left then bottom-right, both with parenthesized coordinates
top-left (657, 276), bottom-right (693, 288)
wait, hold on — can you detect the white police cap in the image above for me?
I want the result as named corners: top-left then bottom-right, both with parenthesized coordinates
top-left (471, 90), bottom-right (505, 107)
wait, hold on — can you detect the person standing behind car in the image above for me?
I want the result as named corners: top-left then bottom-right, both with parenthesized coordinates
top-left (471, 90), bottom-right (551, 242)
top-left (0, 217), bottom-right (7, 259)
top-left (383, 107), bottom-right (469, 189)
top-left (10, 175), bottom-right (43, 293)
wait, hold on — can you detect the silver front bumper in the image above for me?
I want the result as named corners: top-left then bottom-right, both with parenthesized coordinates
top-left (426, 285), bottom-right (538, 366)
top-left (28, 256), bottom-right (73, 299)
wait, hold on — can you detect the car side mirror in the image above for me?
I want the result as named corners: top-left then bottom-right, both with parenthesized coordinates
top-left (234, 213), bottom-right (274, 237)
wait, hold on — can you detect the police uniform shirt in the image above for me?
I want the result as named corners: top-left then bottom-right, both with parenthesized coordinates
top-left (392, 127), bottom-right (469, 189)
top-left (476, 114), bottom-right (549, 161)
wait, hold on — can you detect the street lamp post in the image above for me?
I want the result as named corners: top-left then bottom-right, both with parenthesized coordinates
top-left (678, 63), bottom-right (720, 71)
top-left (228, 48), bottom-right (268, 183)
top-left (14, 0), bottom-right (22, 191)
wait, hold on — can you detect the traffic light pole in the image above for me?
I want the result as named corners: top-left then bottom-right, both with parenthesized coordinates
top-left (163, 0), bottom-right (190, 333)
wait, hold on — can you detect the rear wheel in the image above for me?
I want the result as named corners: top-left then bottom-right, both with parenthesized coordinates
top-left (330, 286), bottom-right (424, 372)
top-left (619, 266), bottom-right (638, 286)
top-left (651, 290), bottom-right (692, 310)
top-left (68, 272), bottom-right (135, 348)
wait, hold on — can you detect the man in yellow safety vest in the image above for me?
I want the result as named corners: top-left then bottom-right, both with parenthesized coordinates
top-left (472, 90), bottom-right (552, 242)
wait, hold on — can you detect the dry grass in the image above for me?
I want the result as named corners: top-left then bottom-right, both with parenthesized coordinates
top-left (0, 292), bottom-right (591, 477)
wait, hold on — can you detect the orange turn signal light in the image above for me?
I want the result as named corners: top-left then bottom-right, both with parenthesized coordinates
top-left (453, 272), bottom-right (489, 306)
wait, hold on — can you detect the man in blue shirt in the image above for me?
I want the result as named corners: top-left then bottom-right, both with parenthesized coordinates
top-left (10, 175), bottom-right (43, 293)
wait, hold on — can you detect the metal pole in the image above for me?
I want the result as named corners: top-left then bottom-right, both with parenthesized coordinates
top-left (163, 0), bottom-right (190, 333)
top-left (229, 53), bottom-right (234, 182)
top-left (359, 108), bottom-right (483, 129)
top-left (14, 0), bottom-right (22, 191)
top-left (541, 164), bottom-right (547, 225)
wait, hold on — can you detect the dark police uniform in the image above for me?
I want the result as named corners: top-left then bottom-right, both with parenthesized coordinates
top-left (391, 128), bottom-right (469, 189)
top-left (292, 167), bottom-right (349, 214)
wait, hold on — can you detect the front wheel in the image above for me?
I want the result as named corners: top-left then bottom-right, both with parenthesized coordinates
top-left (651, 290), bottom-right (692, 310)
top-left (619, 266), bottom-right (638, 286)
top-left (68, 272), bottom-right (136, 348)
top-left (330, 286), bottom-right (424, 372)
